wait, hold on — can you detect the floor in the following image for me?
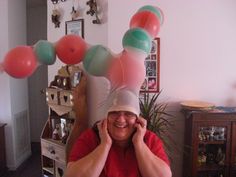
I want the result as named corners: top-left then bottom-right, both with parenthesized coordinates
top-left (4, 143), bottom-right (42, 177)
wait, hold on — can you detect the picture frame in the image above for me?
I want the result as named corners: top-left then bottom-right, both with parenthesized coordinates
top-left (65, 19), bottom-right (84, 38)
top-left (140, 38), bottom-right (160, 93)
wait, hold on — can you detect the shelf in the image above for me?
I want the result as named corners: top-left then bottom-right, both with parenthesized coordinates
top-left (42, 138), bottom-right (65, 148)
top-left (197, 164), bottom-right (226, 172)
top-left (199, 140), bottom-right (226, 145)
top-left (43, 167), bottom-right (54, 174)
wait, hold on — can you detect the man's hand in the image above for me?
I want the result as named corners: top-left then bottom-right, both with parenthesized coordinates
top-left (97, 119), bottom-right (112, 148)
top-left (132, 117), bottom-right (147, 146)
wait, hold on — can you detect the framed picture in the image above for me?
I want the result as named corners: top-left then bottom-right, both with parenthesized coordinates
top-left (65, 19), bottom-right (84, 38)
top-left (140, 38), bottom-right (160, 93)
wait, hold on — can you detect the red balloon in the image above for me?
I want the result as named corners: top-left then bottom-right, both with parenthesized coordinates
top-left (55, 35), bottom-right (87, 64)
top-left (107, 51), bottom-right (145, 89)
top-left (3, 46), bottom-right (37, 78)
top-left (130, 11), bottom-right (160, 38)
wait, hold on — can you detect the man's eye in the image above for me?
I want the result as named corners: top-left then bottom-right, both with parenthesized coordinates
top-left (110, 112), bottom-right (119, 116)
top-left (125, 112), bottom-right (135, 117)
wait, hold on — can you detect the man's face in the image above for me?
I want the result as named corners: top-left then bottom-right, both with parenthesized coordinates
top-left (107, 111), bottom-right (137, 142)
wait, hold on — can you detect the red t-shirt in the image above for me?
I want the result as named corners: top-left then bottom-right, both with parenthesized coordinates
top-left (69, 129), bottom-right (170, 177)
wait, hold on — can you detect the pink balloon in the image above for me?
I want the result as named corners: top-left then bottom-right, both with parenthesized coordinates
top-left (3, 46), bottom-right (37, 78)
top-left (55, 35), bottom-right (87, 64)
top-left (107, 51), bottom-right (145, 89)
top-left (130, 11), bottom-right (160, 38)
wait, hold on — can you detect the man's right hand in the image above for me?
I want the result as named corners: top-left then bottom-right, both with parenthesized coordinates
top-left (97, 119), bottom-right (112, 148)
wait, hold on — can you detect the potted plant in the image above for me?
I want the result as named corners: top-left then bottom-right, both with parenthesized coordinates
top-left (139, 91), bottom-right (182, 161)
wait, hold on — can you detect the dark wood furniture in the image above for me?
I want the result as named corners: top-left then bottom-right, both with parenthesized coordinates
top-left (41, 66), bottom-right (88, 177)
top-left (183, 109), bottom-right (236, 177)
top-left (0, 123), bottom-right (7, 177)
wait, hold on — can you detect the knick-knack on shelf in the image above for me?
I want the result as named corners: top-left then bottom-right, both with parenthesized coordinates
top-left (52, 124), bottom-right (61, 140)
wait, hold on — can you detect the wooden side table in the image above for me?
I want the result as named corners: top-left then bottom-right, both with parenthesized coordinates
top-left (0, 123), bottom-right (7, 176)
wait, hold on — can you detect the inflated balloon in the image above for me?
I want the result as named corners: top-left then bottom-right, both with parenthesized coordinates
top-left (138, 5), bottom-right (164, 25)
top-left (83, 45), bottom-right (113, 76)
top-left (107, 51), bottom-right (145, 89)
top-left (55, 34), bottom-right (87, 65)
top-left (122, 28), bottom-right (152, 55)
top-left (34, 40), bottom-right (56, 65)
top-left (3, 46), bottom-right (37, 78)
top-left (130, 11), bottom-right (160, 38)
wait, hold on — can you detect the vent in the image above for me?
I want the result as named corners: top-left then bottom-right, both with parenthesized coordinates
top-left (14, 110), bottom-right (30, 159)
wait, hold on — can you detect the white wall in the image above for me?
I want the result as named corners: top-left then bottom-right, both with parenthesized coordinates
top-left (47, 0), bottom-right (109, 124)
top-left (108, 1), bottom-right (236, 176)
top-left (47, 0), bottom-right (236, 176)
top-left (0, 0), bottom-right (31, 170)
top-left (109, 0), bottom-right (236, 105)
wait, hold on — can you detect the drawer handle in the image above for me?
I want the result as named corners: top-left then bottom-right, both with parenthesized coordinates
top-left (50, 149), bottom-right (55, 154)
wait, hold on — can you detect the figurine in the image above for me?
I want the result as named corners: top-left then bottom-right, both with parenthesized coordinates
top-left (215, 148), bottom-right (225, 165)
top-left (61, 123), bottom-right (69, 144)
top-left (51, 8), bottom-right (61, 28)
top-left (52, 124), bottom-right (61, 140)
top-left (86, 0), bottom-right (101, 24)
top-left (209, 126), bottom-right (215, 141)
top-left (71, 6), bottom-right (80, 20)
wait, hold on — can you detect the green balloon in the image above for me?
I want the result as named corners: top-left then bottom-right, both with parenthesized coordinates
top-left (138, 5), bottom-right (163, 24)
top-left (34, 40), bottom-right (56, 65)
top-left (83, 45), bottom-right (112, 76)
top-left (122, 28), bottom-right (151, 55)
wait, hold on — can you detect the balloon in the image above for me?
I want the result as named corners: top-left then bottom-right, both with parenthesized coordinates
top-left (83, 45), bottom-right (113, 76)
top-left (107, 51), bottom-right (145, 89)
top-left (3, 46), bottom-right (37, 78)
top-left (122, 28), bottom-right (152, 55)
top-left (34, 40), bottom-right (56, 65)
top-left (130, 11), bottom-right (160, 38)
top-left (55, 34), bottom-right (87, 65)
top-left (138, 5), bottom-right (164, 25)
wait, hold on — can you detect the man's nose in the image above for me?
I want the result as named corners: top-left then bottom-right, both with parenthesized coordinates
top-left (116, 113), bottom-right (126, 121)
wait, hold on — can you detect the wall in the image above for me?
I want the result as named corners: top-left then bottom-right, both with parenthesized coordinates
top-left (27, 2), bottom-right (48, 143)
top-left (47, 0), bottom-right (109, 124)
top-left (47, 0), bottom-right (236, 176)
top-left (108, 1), bottom-right (236, 176)
top-left (0, 0), bottom-right (31, 170)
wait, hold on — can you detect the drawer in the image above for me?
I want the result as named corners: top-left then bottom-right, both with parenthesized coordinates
top-left (55, 161), bottom-right (66, 177)
top-left (46, 88), bottom-right (59, 105)
top-left (41, 140), bottom-right (66, 164)
top-left (59, 90), bottom-right (73, 107)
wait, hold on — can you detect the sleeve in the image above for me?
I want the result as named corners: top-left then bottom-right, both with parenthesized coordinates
top-left (144, 131), bottom-right (170, 166)
top-left (68, 129), bottom-right (99, 162)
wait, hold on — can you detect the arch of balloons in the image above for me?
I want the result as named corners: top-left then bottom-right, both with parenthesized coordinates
top-left (0, 5), bottom-right (164, 92)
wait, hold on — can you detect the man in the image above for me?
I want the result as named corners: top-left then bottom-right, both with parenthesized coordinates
top-left (65, 89), bottom-right (172, 177)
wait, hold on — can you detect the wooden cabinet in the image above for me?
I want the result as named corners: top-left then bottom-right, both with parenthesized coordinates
top-left (0, 123), bottom-right (7, 177)
top-left (41, 66), bottom-right (88, 177)
top-left (183, 110), bottom-right (236, 177)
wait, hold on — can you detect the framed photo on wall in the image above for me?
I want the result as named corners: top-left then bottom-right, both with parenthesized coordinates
top-left (65, 19), bottom-right (84, 38)
top-left (140, 38), bottom-right (160, 93)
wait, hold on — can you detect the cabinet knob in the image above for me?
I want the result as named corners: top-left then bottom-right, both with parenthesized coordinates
top-left (49, 149), bottom-right (55, 154)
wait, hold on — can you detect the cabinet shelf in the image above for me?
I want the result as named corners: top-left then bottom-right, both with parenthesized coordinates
top-left (42, 138), bottom-right (65, 148)
top-left (197, 164), bottom-right (225, 171)
top-left (43, 167), bottom-right (54, 174)
top-left (199, 140), bottom-right (226, 145)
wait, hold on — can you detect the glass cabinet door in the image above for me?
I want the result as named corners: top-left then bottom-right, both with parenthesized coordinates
top-left (194, 122), bottom-right (231, 177)
top-left (230, 123), bottom-right (236, 177)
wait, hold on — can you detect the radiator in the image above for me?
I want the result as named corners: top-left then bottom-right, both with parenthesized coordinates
top-left (13, 110), bottom-right (30, 159)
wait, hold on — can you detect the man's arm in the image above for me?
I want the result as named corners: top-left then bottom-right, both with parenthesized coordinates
top-left (132, 117), bottom-right (172, 177)
top-left (65, 119), bottom-right (112, 177)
